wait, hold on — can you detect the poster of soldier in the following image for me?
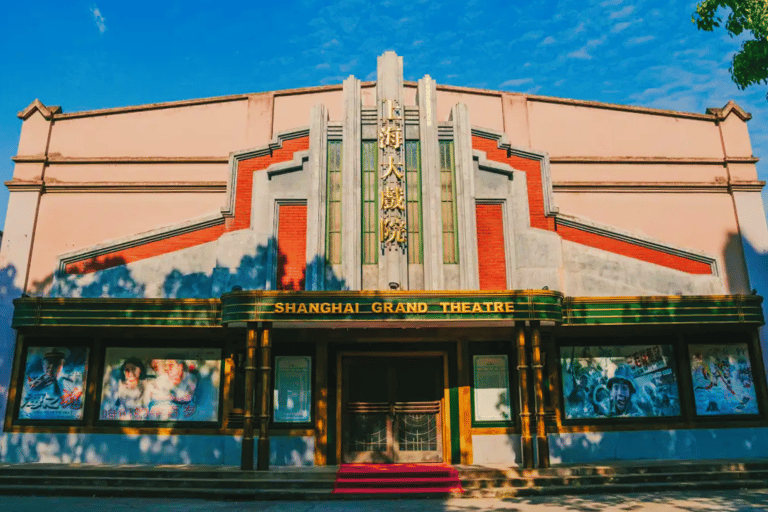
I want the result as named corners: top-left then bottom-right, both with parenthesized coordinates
top-left (689, 344), bottom-right (758, 416)
top-left (99, 348), bottom-right (221, 422)
top-left (561, 344), bottom-right (681, 419)
top-left (18, 347), bottom-right (89, 420)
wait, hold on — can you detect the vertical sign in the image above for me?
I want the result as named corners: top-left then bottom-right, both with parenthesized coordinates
top-left (379, 99), bottom-right (407, 252)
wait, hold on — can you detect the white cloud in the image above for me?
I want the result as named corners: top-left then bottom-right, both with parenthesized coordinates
top-left (323, 39), bottom-right (340, 48)
top-left (601, 0), bottom-right (622, 5)
top-left (611, 21), bottom-right (631, 33)
top-left (609, 5), bottom-right (635, 19)
top-left (626, 35), bottom-right (655, 45)
top-left (413, 40), bottom-right (424, 47)
top-left (499, 77), bottom-right (534, 87)
top-left (567, 47), bottom-right (592, 59)
top-left (573, 22), bottom-right (586, 34)
top-left (541, 36), bottom-right (556, 45)
top-left (554, 79), bottom-right (566, 86)
top-left (90, 5), bottom-right (107, 34)
top-left (316, 63), bottom-right (331, 70)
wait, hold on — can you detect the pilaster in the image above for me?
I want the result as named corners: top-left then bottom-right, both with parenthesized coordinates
top-left (305, 105), bottom-right (328, 290)
top-left (451, 103), bottom-right (480, 290)
top-left (342, 76), bottom-right (362, 290)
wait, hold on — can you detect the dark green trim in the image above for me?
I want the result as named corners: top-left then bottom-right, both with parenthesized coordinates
top-left (12, 294), bottom-right (763, 329)
top-left (449, 383), bottom-right (460, 463)
top-left (563, 295), bottom-right (764, 326)
top-left (12, 298), bottom-right (221, 328)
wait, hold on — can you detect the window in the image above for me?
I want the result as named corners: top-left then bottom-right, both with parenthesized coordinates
top-left (326, 141), bottom-right (343, 265)
top-left (439, 141), bottom-right (459, 264)
top-left (274, 356), bottom-right (312, 423)
top-left (405, 141), bottom-right (423, 264)
top-left (473, 355), bottom-right (511, 422)
top-left (361, 141), bottom-right (378, 264)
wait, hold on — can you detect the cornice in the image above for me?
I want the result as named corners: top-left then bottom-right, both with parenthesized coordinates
top-left (12, 155), bottom-right (230, 164)
top-left (550, 156), bottom-right (759, 165)
top-left (52, 93), bottom-right (251, 120)
top-left (553, 181), bottom-right (730, 193)
top-left (17, 99), bottom-right (62, 120)
top-left (706, 100), bottom-right (752, 121)
top-left (42, 181), bottom-right (227, 193)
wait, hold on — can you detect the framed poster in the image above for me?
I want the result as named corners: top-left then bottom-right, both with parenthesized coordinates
top-left (473, 355), bottom-right (511, 422)
top-left (689, 344), bottom-right (758, 416)
top-left (273, 356), bottom-right (312, 423)
top-left (18, 346), bottom-right (89, 421)
top-left (99, 347), bottom-right (221, 422)
top-left (560, 344), bottom-right (681, 419)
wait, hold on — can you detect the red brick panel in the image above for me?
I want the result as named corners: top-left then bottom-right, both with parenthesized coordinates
top-left (476, 203), bottom-right (508, 290)
top-left (67, 136), bottom-right (310, 274)
top-left (472, 135), bottom-right (555, 231)
top-left (557, 224), bottom-right (712, 275)
top-left (276, 204), bottom-right (308, 290)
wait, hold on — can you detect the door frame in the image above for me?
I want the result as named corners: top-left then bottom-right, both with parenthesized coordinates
top-left (336, 351), bottom-right (451, 464)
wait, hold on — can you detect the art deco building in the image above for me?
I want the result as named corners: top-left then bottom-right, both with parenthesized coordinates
top-left (1, 52), bottom-right (766, 468)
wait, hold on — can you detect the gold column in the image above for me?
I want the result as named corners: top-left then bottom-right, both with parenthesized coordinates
top-left (257, 324), bottom-right (272, 470)
top-left (516, 324), bottom-right (533, 468)
top-left (314, 341), bottom-right (328, 465)
top-left (531, 321), bottom-right (550, 468)
top-left (241, 324), bottom-right (258, 470)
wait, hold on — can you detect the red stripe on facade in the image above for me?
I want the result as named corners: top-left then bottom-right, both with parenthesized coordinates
top-left (66, 136), bottom-right (310, 274)
top-left (476, 203), bottom-right (507, 290)
top-left (557, 224), bottom-right (712, 275)
top-left (472, 134), bottom-right (712, 275)
top-left (276, 204), bottom-right (308, 291)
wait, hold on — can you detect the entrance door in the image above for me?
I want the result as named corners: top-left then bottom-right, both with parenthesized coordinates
top-left (342, 356), bottom-right (443, 463)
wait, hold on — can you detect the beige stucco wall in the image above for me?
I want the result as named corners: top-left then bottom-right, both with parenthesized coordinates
top-left (272, 90), bottom-right (343, 132)
top-left (44, 163), bottom-right (230, 184)
top-left (47, 100), bottom-right (250, 158)
top-left (553, 191), bottom-right (749, 293)
top-left (26, 193), bottom-right (226, 291)
top-left (16, 111), bottom-right (50, 157)
top-left (436, 90), bottom-right (504, 131)
top-left (528, 101), bottom-right (722, 158)
top-left (0, 191), bottom-right (40, 290)
top-left (549, 163), bottom-right (728, 184)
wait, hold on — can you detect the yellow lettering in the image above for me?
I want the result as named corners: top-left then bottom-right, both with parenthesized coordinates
top-left (286, 303), bottom-right (296, 313)
top-left (450, 302), bottom-right (461, 313)
top-left (383, 303), bottom-right (394, 313)
top-left (394, 303), bottom-right (406, 314)
top-left (309, 303), bottom-right (319, 314)
top-left (484, 302), bottom-right (492, 312)
top-left (355, 303), bottom-right (360, 313)
top-left (274, 303), bottom-right (284, 313)
top-left (332, 303), bottom-right (342, 314)
top-left (320, 303), bottom-right (331, 314)
top-left (494, 302), bottom-right (504, 313)
top-left (406, 303), bottom-right (417, 313)
top-left (461, 303), bottom-right (470, 313)
top-left (297, 303), bottom-right (308, 314)
top-left (505, 303), bottom-right (514, 313)
top-left (440, 302), bottom-right (450, 313)
top-left (372, 302), bottom-right (382, 313)
top-left (418, 302), bottom-right (428, 313)
top-left (472, 302), bottom-right (483, 313)
top-left (343, 303), bottom-right (354, 314)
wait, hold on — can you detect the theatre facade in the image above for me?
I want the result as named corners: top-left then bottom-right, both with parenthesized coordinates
top-left (1, 52), bottom-right (767, 469)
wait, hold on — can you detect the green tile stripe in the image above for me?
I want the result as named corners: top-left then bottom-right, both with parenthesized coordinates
top-left (220, 291), bottom-right (564, 324)
top-left (563, 295), bottom-right (764, 326)
top-left (12, 298), bottom-right (221, 328)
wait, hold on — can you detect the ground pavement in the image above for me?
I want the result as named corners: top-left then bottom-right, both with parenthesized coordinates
top-left (1, 488), bottom-right (768, 512)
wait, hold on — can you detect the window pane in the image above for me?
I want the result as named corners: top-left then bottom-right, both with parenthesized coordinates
top-left (274, 356), bottom-right (312, 423)
top-left (473, 355), bottom-right (511, 422)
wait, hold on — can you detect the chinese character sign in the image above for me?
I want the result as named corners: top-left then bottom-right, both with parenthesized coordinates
top-left (18, 346), bottom-right (89, 421)
top-left (100, 348), bottom-right (221, 422)
top-left (379, 99), bottom-right (407, 250)
top-left (560, 344), bottom-right (681, 419)
top-left (689, 344), bottom-right (758, 416)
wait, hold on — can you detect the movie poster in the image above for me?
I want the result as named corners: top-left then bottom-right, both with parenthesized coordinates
top-left (99, 348), bottom-right (221, 422)
top-left (18, 346), bottom-right (89, 421)
top-left (561, 344), bottom-right (681, 419)
top-left (689, 344), bottom-right (758, 416)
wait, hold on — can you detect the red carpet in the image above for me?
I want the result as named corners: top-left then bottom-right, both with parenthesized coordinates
top-left (332, 463), bottom-right (464, 494)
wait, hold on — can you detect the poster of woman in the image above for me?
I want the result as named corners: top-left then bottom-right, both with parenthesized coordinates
top-left (100, 348), bottom-right (221, 422)
top-left (18, 346), bottom-right (89, 420)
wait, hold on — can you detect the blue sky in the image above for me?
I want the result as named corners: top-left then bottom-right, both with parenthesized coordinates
top-left (0, 0), bottom-right (766, 231)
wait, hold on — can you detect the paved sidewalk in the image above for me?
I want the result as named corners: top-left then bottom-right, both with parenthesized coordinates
top-left (2, 488), bottom-right (768, 511)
